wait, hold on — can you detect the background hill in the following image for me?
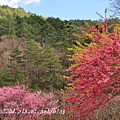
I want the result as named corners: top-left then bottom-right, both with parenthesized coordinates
top-left (0, 5), bottom-right (120, 91)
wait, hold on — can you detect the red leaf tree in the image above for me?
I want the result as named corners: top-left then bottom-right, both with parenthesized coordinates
top-left (64, 20), bottom-right (120, 119)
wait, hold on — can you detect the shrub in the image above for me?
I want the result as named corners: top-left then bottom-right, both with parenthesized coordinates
top-left (0, 85), bottom-right (58, 120)
top-left (64, 20), bottom-right (120, 119)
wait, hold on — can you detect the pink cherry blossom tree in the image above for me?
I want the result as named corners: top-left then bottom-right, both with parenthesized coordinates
top-left (0, 85), bottom-right (58, 120)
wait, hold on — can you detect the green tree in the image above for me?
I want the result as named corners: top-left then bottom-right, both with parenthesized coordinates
top-left (24, 40), bottom-right (65, 90)
top-left (0, 71), bottom-right (14, 87)
top-left (7, 46), bottom-right (26, 85)
top-left (16, 16), bottom-right (32, 38)
top-left (39, 45), bottom-right (65, 89)
top-left (24, 40), bottom-right (42, 90)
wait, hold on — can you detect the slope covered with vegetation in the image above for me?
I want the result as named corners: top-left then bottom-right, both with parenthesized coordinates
top-left (0, 5), bottom-right (120, 90)
top-left (0, 5), bottom-right (100, 91)
top-left (0, 5), bottom-right (120, 120)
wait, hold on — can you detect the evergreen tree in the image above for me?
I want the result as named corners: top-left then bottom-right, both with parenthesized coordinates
top-left (24, 40), bottom-right (65, 90)
top-left (7, 47), bottom-right (26, 85)
top-left (0, 71), bottom-right (14, 87)
top-left (39, 45), bottom-right (65, 89)
top-left (24, 40), bottom-right (42, 88)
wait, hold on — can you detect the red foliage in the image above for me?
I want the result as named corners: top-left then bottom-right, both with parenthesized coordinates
top-left (64, 20), bottom-right (120, 119)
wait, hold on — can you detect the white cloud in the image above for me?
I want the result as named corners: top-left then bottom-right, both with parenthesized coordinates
top-left (25, 0), bottom-right (40, 5)
top-left (10, 0), bottom-right (21, 5)
top-left (0, 0), bottom-right (10, 6)
top-left (0, 0), bottom-right (41, 7)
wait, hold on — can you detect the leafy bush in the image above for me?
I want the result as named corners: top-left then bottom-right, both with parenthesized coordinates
top-left (64, 20), bottom-right (120, 119)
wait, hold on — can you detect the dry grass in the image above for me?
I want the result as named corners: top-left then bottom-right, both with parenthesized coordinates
top-left (38, 95), bottom-right (120, 120)
top-left (0, 36), bottom-right (27, 71)
top-left (91, 95), bottom-right (120, 120)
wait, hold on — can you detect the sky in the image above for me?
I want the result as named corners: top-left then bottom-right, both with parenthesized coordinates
top-left (0, 0), bottom-right (112, 20)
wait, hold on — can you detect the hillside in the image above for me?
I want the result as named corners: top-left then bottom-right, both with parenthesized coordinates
top-left (0, 5), bottom-right (31, 18)
top-left (1, 5), bottom-right (120, 120)
top-left (0, 36), bottom-right (27, 71)
top-left (0, 5), bottom-right (120, 91)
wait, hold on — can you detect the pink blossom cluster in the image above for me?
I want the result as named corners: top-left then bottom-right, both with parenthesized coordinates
top-left (0, 86), bottom-right (58, 120)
